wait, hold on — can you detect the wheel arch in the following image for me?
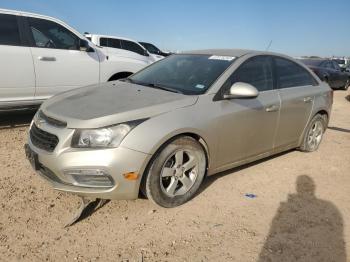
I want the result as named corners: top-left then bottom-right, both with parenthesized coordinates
top-left (139, 132), bottom-right (211, 196)
top-left (150, 132), bottom-right (210, 169)
top-left (313, 109), bottom-right (329, 125)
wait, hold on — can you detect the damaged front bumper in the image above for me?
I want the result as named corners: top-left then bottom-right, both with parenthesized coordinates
top-left (25, 124), bottom-right (151, 200)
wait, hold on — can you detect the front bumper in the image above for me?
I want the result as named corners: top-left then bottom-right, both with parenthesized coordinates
top-left (26, 123), bottom-right (151, 200)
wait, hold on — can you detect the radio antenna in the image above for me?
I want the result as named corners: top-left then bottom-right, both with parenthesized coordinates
top-left (265, 40), bottom-right (273, 51)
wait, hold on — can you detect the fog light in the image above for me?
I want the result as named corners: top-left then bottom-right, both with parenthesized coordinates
top-left (64, 169), bottom-right (114, 188)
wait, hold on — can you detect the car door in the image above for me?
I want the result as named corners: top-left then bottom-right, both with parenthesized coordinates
top-left (0, 13), bottom-right (35, 105)
top-left (273, 57), bottom-right (319, 149)
top-left (324, 61), bottom-right (341, 88)
top-left (331, 61), bottom-right (348, 87)
top-left (24, 16), bottom-right (100, 100)
top-left (215, 56), bottom-right (280, 167)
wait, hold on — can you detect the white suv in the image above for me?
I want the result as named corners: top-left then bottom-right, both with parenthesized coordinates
top-left (86, 34), bottom-right (163, 63)
top-left (0, 9), bottom-right (149, 111)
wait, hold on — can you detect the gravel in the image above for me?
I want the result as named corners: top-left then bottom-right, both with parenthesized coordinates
top-left (0, 91), bottom-right (349, 261)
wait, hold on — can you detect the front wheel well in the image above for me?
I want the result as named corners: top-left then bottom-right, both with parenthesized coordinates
top-left (153, 133), bottom-right (210, 169)
top-left (140, 133), bottom-right (210, 195)
top-left (108, 72), bottom-right (133, 81)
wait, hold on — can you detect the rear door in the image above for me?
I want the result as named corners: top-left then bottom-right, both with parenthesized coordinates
top-left (25, 16), bottom-right (100, 99)
top-left (0, 13), bottom-right (35, 105)
top-left (215, 56), bottom-right (280, 167)
top-left (324, 61), bottom-right (341, 88)
top-left (274, 57), bottom-right (319, 149)
top-left (331, 61), bottom-right (348, 87)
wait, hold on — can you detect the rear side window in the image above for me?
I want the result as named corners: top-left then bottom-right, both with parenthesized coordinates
top-left (332, 61), bottom-right (341, 71)
top-left (99, 37), bottom-right (108, 47)
top-left (108, 38), bottom-right (121, 49)
top-left (0, 14), bottom-right (21, 46)
top-left (121, 40), bottom-right (145, 56)
top-left (224, 56), bottom-right (274, 92)
top-left (275, 57), bottom-right (317, 88)
top-left (27, 17), bottom-right (79, 50)
top-left (99, 37), bottom-right (121, 49)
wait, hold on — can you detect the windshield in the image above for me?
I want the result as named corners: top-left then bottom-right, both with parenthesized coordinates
top-left (140, 42), bottom-right (160, 54)
top-left (129, 54), bottom-right (235, 95)
top-left (298, 59), bottom-right (323, 67)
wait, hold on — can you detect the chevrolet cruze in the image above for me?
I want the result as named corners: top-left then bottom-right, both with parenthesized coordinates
top-left (25, 49), bottom-right (333, 207)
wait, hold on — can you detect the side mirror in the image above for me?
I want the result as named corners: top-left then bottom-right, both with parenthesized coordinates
top-left (143, 49), bottom-right (150, 56)
top-left (223, 82), bottom-right (259, 99)
top-left (79, 39), bottom-right (94, 52)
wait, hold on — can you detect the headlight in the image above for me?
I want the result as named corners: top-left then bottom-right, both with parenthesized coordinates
top-left (71, 119), bottom-right (146, 148)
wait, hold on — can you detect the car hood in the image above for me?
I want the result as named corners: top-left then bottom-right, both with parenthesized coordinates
top-left (41, 81), bottom-right (198, 129)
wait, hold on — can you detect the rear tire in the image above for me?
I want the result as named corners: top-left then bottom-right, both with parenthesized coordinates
top-left (299, 114), bottom-right (326, 152)
top-left (342, 79), bottom-right (350, 90)
top-left (141, 136), bottom-right (206, 208)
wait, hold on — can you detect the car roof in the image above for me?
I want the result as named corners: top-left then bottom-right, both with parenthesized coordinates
top-left (0, 8), bottom-right (62, 23)
top-left (0, 8), bottom-right (85, 40)
top-left (181, 49), bottom-right (284, 58)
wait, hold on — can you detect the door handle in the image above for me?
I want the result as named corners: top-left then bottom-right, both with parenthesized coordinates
top-left (265, 104), bottom-right (279, 112)
top-left (38, 56), bottom-right (56, 61)
top-left (303, 97), bottom-right (313, 103)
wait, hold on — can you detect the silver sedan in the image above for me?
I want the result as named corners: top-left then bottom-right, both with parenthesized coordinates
top-left (25, 49), bottom-right (333, 207)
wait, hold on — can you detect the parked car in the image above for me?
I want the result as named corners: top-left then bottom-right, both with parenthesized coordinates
top-left (332, 58), bottom-right (349, 68)
top-left (86, 34), bottom-right (160, 63)
top-left (139, 41), bottom-right (171, 58)
top-left (0, 9), bottom-right (148, 111)
top-left (299, 59), bottom-right (350, 90)
top-left (25, 49), bottom-right (332, 208)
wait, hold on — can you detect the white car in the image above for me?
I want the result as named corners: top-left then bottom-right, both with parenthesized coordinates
top-left (86, 34), bottom-right (163, 63)
top-left (0, 9), bottom-right (149, 111)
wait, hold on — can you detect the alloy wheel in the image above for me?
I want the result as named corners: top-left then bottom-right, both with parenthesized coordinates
top-left (160, 149), bottom-right (199, 197)
top-left (307, 120), bottom-right (324, 151)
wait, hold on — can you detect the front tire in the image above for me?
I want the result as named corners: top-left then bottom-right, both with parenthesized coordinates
top-left (142, 136), bottom-right (206, 208)
top-left (299, 114), bottom-right (326, 152)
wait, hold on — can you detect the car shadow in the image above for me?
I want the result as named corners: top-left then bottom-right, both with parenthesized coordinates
top-left (0, 110), bottom-right (37, 130)
top-left (346, 94), bottom-right (350, 102)
top-left (257, 175), bottom-right (346, 262)
top-left (197, 150), bottom-right (293, 196)
top-left (328, 126), bottom-right (350, 134)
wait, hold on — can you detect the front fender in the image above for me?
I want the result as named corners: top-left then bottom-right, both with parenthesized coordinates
top-left (120, 105), bottom-right (218, 167)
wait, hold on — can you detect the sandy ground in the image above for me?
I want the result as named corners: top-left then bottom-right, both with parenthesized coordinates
top-left (0, 92), bottom-right (349, 262)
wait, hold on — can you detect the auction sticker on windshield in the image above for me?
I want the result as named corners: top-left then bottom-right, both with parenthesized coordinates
top-left (208, 55), bottom-right (235, 61)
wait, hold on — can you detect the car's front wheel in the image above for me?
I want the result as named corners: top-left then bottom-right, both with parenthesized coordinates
top-left (141, 136), bottom-right (206, 207)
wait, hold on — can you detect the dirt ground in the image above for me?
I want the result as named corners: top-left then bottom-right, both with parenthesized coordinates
top-left (0, 92), bottom-right (349, 262)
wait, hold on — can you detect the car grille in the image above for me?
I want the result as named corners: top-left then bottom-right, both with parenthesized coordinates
top-left (30, 124), bottom-right (59, 152)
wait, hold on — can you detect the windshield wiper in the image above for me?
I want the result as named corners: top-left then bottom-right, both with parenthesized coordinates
top-left (129, 80), bottom-right (183, 94)
top-left (146, 83), bottom-right (183, 94)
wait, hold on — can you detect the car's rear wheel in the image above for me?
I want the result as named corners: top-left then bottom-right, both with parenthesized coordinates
top-left (299, 114), bottom-right (326, 152)
top-left (342, 79), bottom-right (350, 90)
top-left (141, 136), bottom-right (206, 207)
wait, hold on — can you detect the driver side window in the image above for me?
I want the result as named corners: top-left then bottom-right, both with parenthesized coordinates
top-left (223, 56), bottom-right (274, 92)
top-left (27, 17), bottom-right (79, 50)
